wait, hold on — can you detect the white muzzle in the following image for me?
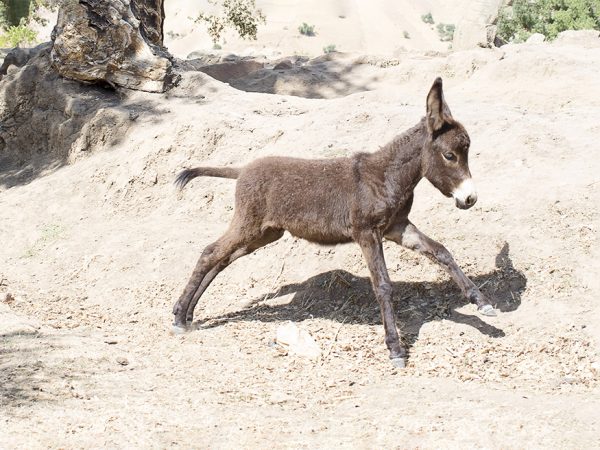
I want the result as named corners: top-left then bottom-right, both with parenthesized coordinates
top-left (453, 178), bottom-right (478, 209)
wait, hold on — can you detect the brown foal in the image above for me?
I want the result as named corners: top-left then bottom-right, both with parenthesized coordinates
top-left (172, 77), bottom-right (495, 368)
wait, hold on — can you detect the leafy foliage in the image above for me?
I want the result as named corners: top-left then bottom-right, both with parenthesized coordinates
top-left (421, 12), bottom-right (434, 24)
top-left (436, 23), bottom-right (455, 41)
top-left (298, 22), bottom-right (315, 36)
top-left (322, 44), bottom-right (336, 53)
top-left (2, 0), bottom-right (31, 26)
top-left (497, 0), bottom-right (600, 42)
top-left (0, 19), bottom-right (37, 47)
top-left (28, 0), bottom-right (68, 27)
top-left (0, 2), bottom-right (7, 29)
top-left (0, 0), bottom-right (65, 48)
top-left (195, 0), bottom-right (266, 44)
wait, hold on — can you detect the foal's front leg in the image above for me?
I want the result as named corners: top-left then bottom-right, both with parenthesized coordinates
top-left (356, 231), bottom-right (406, 368)
top-left (385, 221), bottom-right (496, 316)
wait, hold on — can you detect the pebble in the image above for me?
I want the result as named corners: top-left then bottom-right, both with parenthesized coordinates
top-left (116, 357), bottom-right (129, 366)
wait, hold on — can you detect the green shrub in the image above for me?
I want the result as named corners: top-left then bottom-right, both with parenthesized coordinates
top-left (0, 20), bottom-right (37, 48)
top-left (0, 0), bottom-right (66, 48)
top-left (30, 0), bottom-right (68, 25)
top-left (195, 0), bottom-right (266, 44)
top-left (298, 22), bottom-right (315, 36)
top-left (323, 44), bottom-right (336, 53)
top-left (0, 2), bottom-right (8, 29)
top-left (403, 30), bottom-right (410, 39)
top-left (421, 12), bottom-right (434, 24)
top-left (497, 0), bottom-right (600, 42)
top-left (436, 23), bottom-right (455, 41)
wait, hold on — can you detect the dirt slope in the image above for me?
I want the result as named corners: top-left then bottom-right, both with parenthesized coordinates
top-left (1, 33), bottom-right (600, 448)
top-left (164, 0), bottom-right (464, 57)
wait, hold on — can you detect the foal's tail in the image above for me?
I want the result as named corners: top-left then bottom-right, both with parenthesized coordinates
top-left (174, 166), bottom-right (240, 190)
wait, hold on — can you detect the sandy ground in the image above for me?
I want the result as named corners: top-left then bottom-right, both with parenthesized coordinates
top-left (164, 0), bottom-right (464, 57)
top-left (1, 8), bottom-right (600, 450)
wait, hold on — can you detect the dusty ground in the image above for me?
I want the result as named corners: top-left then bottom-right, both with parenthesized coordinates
top-left (164, 0), bottom-right (465, 57)
top-left (1, 27), bottom-right (600, 450)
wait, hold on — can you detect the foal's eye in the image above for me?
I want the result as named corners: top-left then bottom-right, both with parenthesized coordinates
top-left (443, 153), bottom-right (456, 161)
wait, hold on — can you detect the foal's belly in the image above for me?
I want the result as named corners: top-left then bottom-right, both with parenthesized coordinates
top-left (265, 200), bottom-right (354, 245)
top-left (286, 226), bottom-right (354, 245)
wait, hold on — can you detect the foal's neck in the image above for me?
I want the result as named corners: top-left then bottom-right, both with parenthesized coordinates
top-left (377, 118), bottom-right (426, 197)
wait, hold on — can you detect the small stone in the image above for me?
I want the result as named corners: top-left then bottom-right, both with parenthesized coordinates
top-left (274, 60), bottom-right (293, 70)
top-left (116, 357), bottom-right (129, 366)
top-left (275, 321), bottom-right (321, 359)
top-left (526, 33), bottom-right (546, 44)
top-left (144, 170), bottom-right (158, 185)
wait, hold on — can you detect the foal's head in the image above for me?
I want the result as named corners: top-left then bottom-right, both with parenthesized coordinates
top-left (421, 78), bottom-right (477, 210)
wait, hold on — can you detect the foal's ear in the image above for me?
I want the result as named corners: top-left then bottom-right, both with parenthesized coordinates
top-left (426, 77), bottom-right (453, 133)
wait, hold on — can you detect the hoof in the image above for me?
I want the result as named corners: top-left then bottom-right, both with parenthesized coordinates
top-left (171, 323), bottom-right (190, 335)
top-left (478, 304), bottom-right (497, 317)
top-left (390, 357), bottom-right (406, 369)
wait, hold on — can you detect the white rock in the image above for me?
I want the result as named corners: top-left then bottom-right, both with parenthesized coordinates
top-left (276, 321), bottom-right (321, 359)
top-left (526, 33), bottom-right (546, 44)
top-left (554, 30), bottom-right (600, 48)
top-left (452, 0), bottom-right (504, 50)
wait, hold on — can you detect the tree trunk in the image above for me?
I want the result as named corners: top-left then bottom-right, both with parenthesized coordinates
top-left (130, 0), bottom-right (166, 46)
top-left (50, 0), bottom-right (176, 93)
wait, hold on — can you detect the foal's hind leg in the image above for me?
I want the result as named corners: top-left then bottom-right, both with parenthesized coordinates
top-left (183, 228), bottom-right (284, 326)
top-left (172, 227), bottom-right (283, 331)
top-left (182, 245), bottom-right (248, 325)
top-left (172, 238), bottom-right (231, 329)
top-left (385, 221), bottom-right (496, 316)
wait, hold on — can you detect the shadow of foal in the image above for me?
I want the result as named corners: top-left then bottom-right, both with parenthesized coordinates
top-left (199, 243), bottom-right (526, 354)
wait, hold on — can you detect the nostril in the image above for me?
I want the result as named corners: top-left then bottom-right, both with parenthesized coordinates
top-left (466, 195), bottom-right (476, 206)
